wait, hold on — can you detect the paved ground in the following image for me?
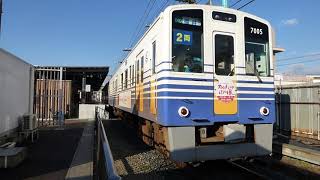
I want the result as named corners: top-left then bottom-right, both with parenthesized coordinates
top-left (65, 122), bottom-right (94, 180)
top-left (0, 122), bottom-right (85, 180)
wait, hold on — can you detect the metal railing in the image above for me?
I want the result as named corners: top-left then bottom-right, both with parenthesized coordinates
top-left (94, 106), bottom-right (121, 180)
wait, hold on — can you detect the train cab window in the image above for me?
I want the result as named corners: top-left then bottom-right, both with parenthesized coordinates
top-left (244, 17), bottom-right (270, 77)
top-left (141, 56), bottom-right (144, 82)
top-left (215, 34), bottom-right (234, 76)
top-left (172, 10), bottom-right (203, 73)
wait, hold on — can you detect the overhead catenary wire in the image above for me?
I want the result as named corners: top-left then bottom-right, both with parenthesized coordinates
top-left (118, 0), bottom-right (157, 65)
top-left (277, 58), bottom-right (320, 67)
top-left (160, 0), bottom-right (172, 11)
top-left (277, 53), bottom-right (320, 62)
top-left (130, 0), bottom-right (157, 48)
top-left (149, 0), bottom-right (171, 24)
top-left (127, 0), bottom-right (156, 48)
top-left (237, 0), bottom-right (255, 10)
top-left (229, 0), bottom-right (243, 8)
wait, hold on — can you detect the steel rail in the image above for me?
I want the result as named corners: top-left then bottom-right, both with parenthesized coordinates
top-left (227, 160), bottom-right (270, 180)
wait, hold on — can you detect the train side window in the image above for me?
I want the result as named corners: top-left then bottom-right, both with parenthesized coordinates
top-left (214, 34), bottom-right (234, 76)
top-left (121, 73), bottom-right (123, 90)
top-left (152, 41), bottom-right (156, 74)
top-left (129, 66), bottom-right (131, 86)
top-left (136, 60), bottom-right (140, 84)
top-left (115, 79), bottom-right (117, 92)
top-left (132, 65), bottom-right (135, 85)
top-left (125, 69), bottom-right (128, 89)
top-left (141, 56), bottom-right (144, 82)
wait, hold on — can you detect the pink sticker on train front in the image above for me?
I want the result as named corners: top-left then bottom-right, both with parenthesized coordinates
top-left (216, 82), bottom-right (236, 103)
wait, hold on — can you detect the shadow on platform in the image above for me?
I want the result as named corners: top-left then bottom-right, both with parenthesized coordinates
top-left (0, 123), bottom-right (84, 180)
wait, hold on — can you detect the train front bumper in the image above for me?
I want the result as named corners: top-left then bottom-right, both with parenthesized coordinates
top-left (167, 124), bottom-right (273, 162)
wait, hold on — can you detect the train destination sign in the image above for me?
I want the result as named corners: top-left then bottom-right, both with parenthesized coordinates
top-left (174, 17), bottom-right (202, 26)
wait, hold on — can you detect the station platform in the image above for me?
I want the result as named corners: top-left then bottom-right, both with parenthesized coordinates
top-left (273, 133), bottom-right (320, 165)
top-left (0, 120), bottom-right (94, 180)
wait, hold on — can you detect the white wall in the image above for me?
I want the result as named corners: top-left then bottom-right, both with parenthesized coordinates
top-left (0, 49), bottom-right (34, 136)
top-left (78, 104), bottom-right (106, 120)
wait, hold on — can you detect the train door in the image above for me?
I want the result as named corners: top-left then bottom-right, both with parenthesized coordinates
top-left (213, 32), bottom-right (238, 118)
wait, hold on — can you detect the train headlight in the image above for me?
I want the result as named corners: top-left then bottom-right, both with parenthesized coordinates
top-left (260, 107), bottom-right (270, 116)
top-left (178, 106), bottom-right (189, 117)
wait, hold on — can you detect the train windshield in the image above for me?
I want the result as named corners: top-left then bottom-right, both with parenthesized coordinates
top-left (172, 10), bottom-right (203, 73)
top-left (244, 17), bottom-right (270, 77)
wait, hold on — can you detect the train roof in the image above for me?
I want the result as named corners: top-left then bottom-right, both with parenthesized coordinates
top-left (112, 4), bottom-right (273, 77)
top-left (164, 4), bottom-right (271, 27)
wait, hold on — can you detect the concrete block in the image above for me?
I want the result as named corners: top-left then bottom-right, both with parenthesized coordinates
top-left (78, 104), bottom-right (105, 120)
top-left (223, 124), bottom-right (246, 142)
top-left (273, 142), bottom-right (320, 165)
top-left (0, 147), bottom-right (27, 168)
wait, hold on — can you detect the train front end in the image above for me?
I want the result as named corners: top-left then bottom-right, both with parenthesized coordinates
top-left (157, 5), bottom-right (275, 162)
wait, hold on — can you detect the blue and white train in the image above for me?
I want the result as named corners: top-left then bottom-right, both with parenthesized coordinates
top-left (108, 4), bottom-right (278, 162)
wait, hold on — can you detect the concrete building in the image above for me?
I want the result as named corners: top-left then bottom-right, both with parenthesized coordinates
top-left (306, 75), bottom-right (320, 83)
top-left (0, 49), bottom-right (34, 141)
top-left (275, 74), bottom-right (320, 86)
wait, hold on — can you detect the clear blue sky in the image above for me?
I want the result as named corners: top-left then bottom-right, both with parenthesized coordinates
top-left (1, 0), bottom-right (320, 75)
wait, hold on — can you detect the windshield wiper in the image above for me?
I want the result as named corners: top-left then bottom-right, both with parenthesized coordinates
top-left (247, 63), bottom-right (262, 83)
top-left (254, 69), bottom-right (263, 83)
top-left (228, 67), bottom-right (235, 76)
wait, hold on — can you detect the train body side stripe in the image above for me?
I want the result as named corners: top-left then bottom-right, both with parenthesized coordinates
top-left (237, 80), bottom-right (274, 84)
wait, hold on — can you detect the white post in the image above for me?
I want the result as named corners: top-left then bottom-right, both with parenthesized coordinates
top-left (29, 66), bottom-right (35, 115)
top-left (58, 67), bottom-right (63, 125)
top-left (318, 112), bottom-right (320, 140)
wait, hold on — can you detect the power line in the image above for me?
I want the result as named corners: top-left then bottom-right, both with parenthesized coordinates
top-left (277, 53), bottom-right (320, 62)
top-left (154, 0), bottom-right (171, 19)
top-left (229, 0), bottom-right (243, 8)
top-left (237, 0), bottom-right (255, 10)
top-left (127, 0), bottom-right (155, 48)
top-left (150, 0), bottom-right (169, 23)
top-left (277, 58), bottom-right (320, 67)
top-left (118, 0), bottom-right (157, 64)
top-left (153, 0), bottom-right (164, 16)
top-left (130, 0), bottom-right (157, 48)
top-left (160, 0), bottom-right (171, 10)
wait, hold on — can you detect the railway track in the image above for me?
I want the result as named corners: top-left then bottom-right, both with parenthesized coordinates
top-left (227, 160), bottom-right (270, 179)
top-left (102, 119), bottom-right (319, 179)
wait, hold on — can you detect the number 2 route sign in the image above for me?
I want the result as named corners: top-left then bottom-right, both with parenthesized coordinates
top-left (173, 29), bottom-right (193, 46)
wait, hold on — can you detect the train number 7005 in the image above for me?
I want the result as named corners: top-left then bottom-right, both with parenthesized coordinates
top-left (250, 27), bottom-right (263, 35)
